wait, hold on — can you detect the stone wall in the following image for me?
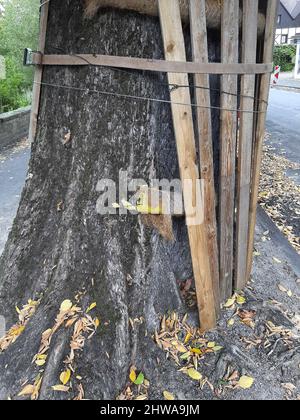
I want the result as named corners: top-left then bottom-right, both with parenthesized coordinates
top-left (0, 106), bottom-right (31, 151)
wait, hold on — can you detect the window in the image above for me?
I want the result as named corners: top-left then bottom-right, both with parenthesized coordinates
top-left (281, 34), bottom-right (288, 44)
top-left (277, 15), bottom-right (282, 25)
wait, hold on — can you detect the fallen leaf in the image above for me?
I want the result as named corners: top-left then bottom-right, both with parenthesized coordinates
top-left (52, 385), bottom-right (69, 392)
top-left (18, 384), bottom-right (35, 397)
top-left (191, 348), bottom-right (202, 355)
top-left (273, 257), bottom-right (282, 264)
top-left (213, 346), bottom-right (223, 352)
top-left (187, 368), bottom-right (202, 381)
top-left (94, 317), bottom-right (100, 328)
top-left (134, 372), bottom-right (145, 385)
top-left (228, 319), bottom-right (235, 327)
top-left (207, 342), bottom-right (215, 348)
top-left (35, 359), bottom-right (46, 367)
top-left (60, 369), bottom-right (71, 385)
top-left (236, 295), bottom-right (246, 305)
top-left (278, 284), bottom-right (287, 293)
top-left (224, 298), bottom-right (236, 308)
top-left (87, 302), bottom-right (97, 313)
top-left (60, 300), bottom-right (73, 312)
top-left (238, 376), bottom-right (254, 389)
top-left (129, 369), bottom-right (137, 383)
top-left (163, 390), bottom-right (175, 400)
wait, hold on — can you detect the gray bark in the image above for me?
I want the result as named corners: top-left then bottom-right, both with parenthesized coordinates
top-left (0, 0), bottom-right (220, 399)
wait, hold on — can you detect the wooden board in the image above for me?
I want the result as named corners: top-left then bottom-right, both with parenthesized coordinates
top-left (28, 1), bottom-right (49, 142)
top-left (235, 0), bottom-right (258, 290)
top-left (219, 0), bottom-right (239, 301)
top-left (189, 0), bottom-right (220, 315)
top-left (247, 0), bottom-right (279, 279)
top-left (31, 53), bottom-right (272, 75)
top-left (158, 0), bottom-right (216, 330)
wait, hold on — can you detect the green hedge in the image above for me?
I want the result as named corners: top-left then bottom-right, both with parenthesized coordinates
top-left (273, 44), bottom-right (297, 72)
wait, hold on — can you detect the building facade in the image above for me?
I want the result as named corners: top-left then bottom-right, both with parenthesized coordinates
top-left (275, 0), bottom-right (300, 44)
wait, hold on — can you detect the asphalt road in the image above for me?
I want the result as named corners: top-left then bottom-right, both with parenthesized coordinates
top-left (0, 142), bottom-right (30, 255)
top-left (266, 88), bottom-right (300, 168)
top-left (0, 88), bottom-right (299, 256)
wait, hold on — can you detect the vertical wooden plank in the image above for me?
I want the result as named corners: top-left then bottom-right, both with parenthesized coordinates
top-left (247, 0), bottom-right (279, 280)
top-left (189, 0), bottom-right (220, 314)
top-left (235, 0), bottom-right (258, 290)
top-left (28, 1), bottom-right (49, 142)
top-left (219, 0), bottom-right (239, 301)
top-left (158, 0), bottom-right (216, 330)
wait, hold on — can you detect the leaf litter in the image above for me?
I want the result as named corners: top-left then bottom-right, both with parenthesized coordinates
top-left (18, 295), bottom-right (100, 400)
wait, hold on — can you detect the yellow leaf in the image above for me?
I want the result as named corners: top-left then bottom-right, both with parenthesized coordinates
top-left (228, 319), bottom-right (235, 327)
top-left (224, 298), bottom-right (236, 308)
top-left (129, 369), bottom-right (137, 383)
top-left (15, 306), bottom-right (21, 314)
top-left (163, 390), bottom-right (175, 400)
top-left (35, 359), bottom-right (46, 367)
top-left (87, 302), bottom-right (97, 313)
top-left (174, 343), bottom-right (187, 353)
top-left (287, 290), bottom-right (293, 298)
top-left (213, 346), bottom-right (223, 352)
top-left (94, 317), bottom-right (100, 328)
top-left (207, 342), bottom-right (215, 348)
top-left (187, 368), bottom-right (202, 381)
top-left (18, 384), bottom-right (35, 397)
top-left (60, 300), bottom-right (73, 312)
top-left (184, 332), bottom-right (192, 344)
top-left (60, 369), bottom-right (71, 385)
top-left (236, 295), bottom-right (246, 305)
top-left (190, 348), bottom-right (202, 355)
top-left (238, 376), bottom-right (254, 389)
top-left (52, 385), bottom-right (69, 392)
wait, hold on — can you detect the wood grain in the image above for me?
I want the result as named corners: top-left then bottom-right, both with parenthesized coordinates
top-left (219, 0), bottom-right (239, 301)
top-left (247, 0), bottom-right (279, 279)
top-left (235, 0), bottom-right (258, 290)
top-left (31, 53), bottom-right (272, 75)
top-left (189, 0), bottom-right (220, 315)
top-left (28, 2), bottom-right (49, 142)
top-left (158, 0), bottom-right (216, 330)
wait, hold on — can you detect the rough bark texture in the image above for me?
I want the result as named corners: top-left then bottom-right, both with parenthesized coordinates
top-left (0, 0), bottom-right (220, 399)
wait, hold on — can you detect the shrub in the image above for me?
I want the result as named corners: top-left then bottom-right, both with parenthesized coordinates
top-left (273, 44), bottom-right (297, 72)
top-left (0, 57), bottom-right (30, 113)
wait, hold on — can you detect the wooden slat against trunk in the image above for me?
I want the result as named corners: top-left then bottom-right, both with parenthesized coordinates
top-left (28, 1), bottom-right (49, 142)
top-left (235, 0), bottom-right (258, 290)
top-left (247, 0), bottom-right (279, 280)
top-left (189, 0), bottom-right (220, 314)
top-left (32, 53), bottom-right (273, 75)
top-left (219, 0), bottom-right (239, 301)
top-left (158, 0), bottom-right (216, 330)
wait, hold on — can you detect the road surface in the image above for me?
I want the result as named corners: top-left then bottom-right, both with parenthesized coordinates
top-left (0, 141), bottom-right (30, 255)
top-left (266, 88), bottom-right (300, 167)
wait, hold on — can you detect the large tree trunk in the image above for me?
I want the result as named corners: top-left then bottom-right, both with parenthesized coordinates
top-left (0, 0), bottom-right (220, 399)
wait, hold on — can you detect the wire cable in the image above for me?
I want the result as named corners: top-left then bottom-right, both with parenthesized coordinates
top-left (34, 80), bottom-right (266, 114)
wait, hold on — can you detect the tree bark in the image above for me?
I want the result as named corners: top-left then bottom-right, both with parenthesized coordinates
top-left (0, 0), bottom-right (220, 399)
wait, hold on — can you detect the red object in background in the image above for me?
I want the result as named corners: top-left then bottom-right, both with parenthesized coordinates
top-left (273, 65), bottom-right (280, 85)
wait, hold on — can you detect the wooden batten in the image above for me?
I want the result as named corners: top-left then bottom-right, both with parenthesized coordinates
top-left (219, 0), bottom-right (239, 301)
top-left (247, 0), bottom-right (279, 280)
top-left (189, 0), bottom-right (220, 315)
top-left (235, 0), bottom-right (258, 290)
top-left (28, 2), bottom-right (49, 142)
top-left (158, 0), bottom-right (216, 331)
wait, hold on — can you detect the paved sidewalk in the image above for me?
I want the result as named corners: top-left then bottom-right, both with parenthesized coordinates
top-left (273, 72), bottom-right (300, 91)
